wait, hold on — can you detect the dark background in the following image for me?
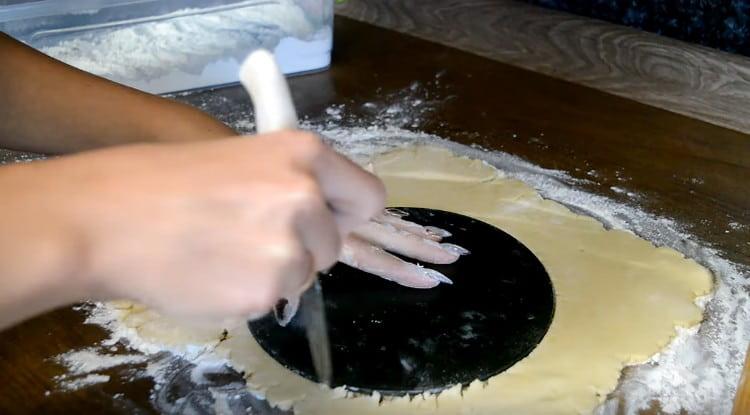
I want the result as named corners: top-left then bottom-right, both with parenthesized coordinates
top-left (529, 0), bottom-right (750, 55)
top-left (2, 0), bottom-right (750, 55)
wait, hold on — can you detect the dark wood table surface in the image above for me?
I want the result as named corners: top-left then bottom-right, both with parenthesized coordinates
top-left (1, 16), bottom-right (748, 414)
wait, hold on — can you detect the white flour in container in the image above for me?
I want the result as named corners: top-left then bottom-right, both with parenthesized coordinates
top-left (39, 0), bottom-right (331, 93)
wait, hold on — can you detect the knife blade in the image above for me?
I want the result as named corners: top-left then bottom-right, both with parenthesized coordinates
top-left (300, 276), bottom-right (333, 385)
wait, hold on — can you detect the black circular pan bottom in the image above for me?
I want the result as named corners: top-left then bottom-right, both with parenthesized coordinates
top-left (248, 207), bottom-right (555, 396)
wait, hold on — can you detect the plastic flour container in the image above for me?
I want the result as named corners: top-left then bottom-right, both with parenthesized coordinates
top-left (0, 0), bottom-right (333, 94)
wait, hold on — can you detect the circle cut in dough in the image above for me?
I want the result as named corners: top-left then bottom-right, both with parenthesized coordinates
top-left (249, 207), bottom-right (555, 396)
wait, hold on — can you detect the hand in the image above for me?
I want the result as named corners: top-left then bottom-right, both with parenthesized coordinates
top-left (238, 49), bottom-right (466, 326)
top-left (0, 131), bottom-right (385, 327)
top-left (274, 209), bottom-right (469, 326)
top-left (342, 208), bottom-right (468, 288)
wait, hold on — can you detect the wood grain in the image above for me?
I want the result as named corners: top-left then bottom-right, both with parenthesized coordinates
top-left (336, 0), bottom-right (750, 135)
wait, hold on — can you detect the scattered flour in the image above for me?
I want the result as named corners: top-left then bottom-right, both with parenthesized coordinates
top-left (57, 348), bottom-right (148, 374)
top-left (34, 88), bottom-right (747, 413)
top-left (233, 119), bottom-right (256, 132)
top-left (729, 221), bottom-right (746, 231)
top-left (52, 346), bottom-right (148, 391)
top-left (57, 373), bottom-right (111, 391)
top-left (317, 125), bottom-right (749, 415)
top-left (610, 185), bottom-right (639, 199)
top-left (59, 121), bottom-right (748, 414)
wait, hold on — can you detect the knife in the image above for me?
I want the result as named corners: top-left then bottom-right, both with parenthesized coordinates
top-left (300, 277), bottom-right (333, 385)
top-left (239, 49), bottom-right (333, 385)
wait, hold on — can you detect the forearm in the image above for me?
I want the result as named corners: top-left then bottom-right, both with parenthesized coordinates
top-left (0, 163), bottom-right (89, 329)
top-left (0, 33), bottom-right (234, 154)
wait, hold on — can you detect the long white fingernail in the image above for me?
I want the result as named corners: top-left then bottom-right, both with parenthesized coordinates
top-left (384, 208), bottom-right (409, 218)
top-left (422, 268), bottom-right (453, 285)
top-left (273, 297), bottom-right (299, 327)
top-left (441, 243), bottom-right (469, 256)
top-left (425, 226), bottom-right (452, 238)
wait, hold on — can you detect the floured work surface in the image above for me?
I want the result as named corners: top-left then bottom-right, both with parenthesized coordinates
top-left (109, 146), bottom-right (712, 414)
top-left (1, 17), bottom-right (748, 415)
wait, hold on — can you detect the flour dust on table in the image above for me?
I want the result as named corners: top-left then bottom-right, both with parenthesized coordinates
top-left (45, 119), bottom-right (750, 414)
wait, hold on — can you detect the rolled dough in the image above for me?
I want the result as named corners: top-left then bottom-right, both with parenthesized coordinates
top-left (114, 146), bottom-right (713, 414)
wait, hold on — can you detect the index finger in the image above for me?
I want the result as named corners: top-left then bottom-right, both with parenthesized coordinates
top-left (307, 141), bottom-right (386, 234)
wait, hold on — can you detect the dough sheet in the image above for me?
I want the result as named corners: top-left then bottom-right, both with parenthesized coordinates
top-left (114, 146), bottom-right (713, 414)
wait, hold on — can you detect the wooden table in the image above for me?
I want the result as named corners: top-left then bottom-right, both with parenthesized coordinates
top-left (1, 16), bottom-right (748, 414)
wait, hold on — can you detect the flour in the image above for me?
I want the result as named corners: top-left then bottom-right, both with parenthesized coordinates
top-left (37, 0), bottom-right (331, 93)
top-left (51, 345), bottom-right (147, 391)
top-left (58, 348), bottom-right (147, 374)
top-left (314, 124), bottom-right (749, 415)
top-left (42, 1), bottom-right (313, 80)
top-left (729, 221), bottom-right (746, 231)
top-left (57, 373), bottom-right (111, 391)
top-left (610, 185), bottom-right (638, 198)
top-left (36, 89), bottom-right (748, 413)
top-left (59, 121), bottom-right (748, 413)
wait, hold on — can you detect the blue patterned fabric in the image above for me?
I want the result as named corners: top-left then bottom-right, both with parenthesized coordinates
top-left (529, 0), bottom-right (750, 55)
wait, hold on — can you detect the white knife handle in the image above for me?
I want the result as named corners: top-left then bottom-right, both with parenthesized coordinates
top-left (239, 49), bottom-right (298, 134)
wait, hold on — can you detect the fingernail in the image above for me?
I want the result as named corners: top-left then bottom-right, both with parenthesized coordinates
top-left (384, 208), bottom-right (409, 218)
top-left (425, 226), bottom-right (452, 238)
top-left (422, 268), bottom-right (453, 285)
top-left (273, 300), bottom-right (291, 327)
top-left (273, 297), bottom-right (299, 327)
top-left (441, 243), bottom-right (469, 256)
